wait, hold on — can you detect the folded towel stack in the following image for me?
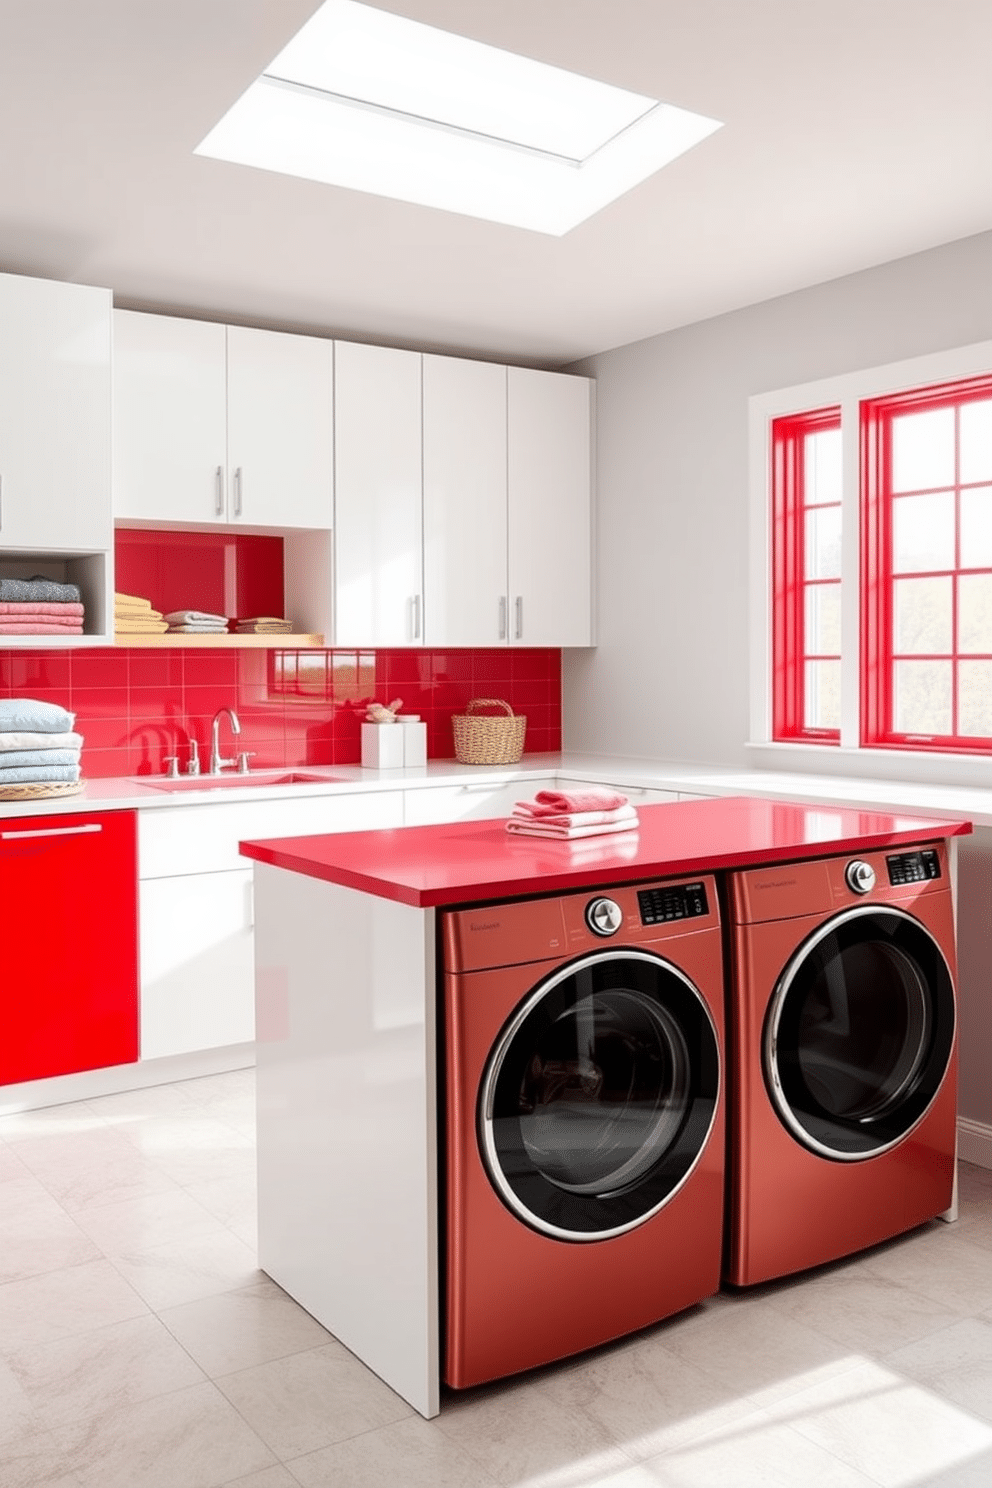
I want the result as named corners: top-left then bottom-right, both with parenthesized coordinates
top-left (235, 616), bottom-right (294, 635)
top-left (115, 593), bottom-right (168, 635)
top-left (0, 699), bottom-right (83, 784)
top-left (0, 576), bottom-right (84, 634)
top-left (505, 788), bottom-right (639, 841)
top-left (164, 609), bottom-right (230, 635)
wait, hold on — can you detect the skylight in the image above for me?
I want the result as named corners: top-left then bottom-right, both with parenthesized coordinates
top-left (194, 0), bottom-right (722, 235)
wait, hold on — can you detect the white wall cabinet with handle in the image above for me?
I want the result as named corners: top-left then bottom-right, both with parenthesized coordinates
top-left (114, 309), bottom-right (333, 531)
top-left (507, 367), bottom-right (593, 647)
top-left (333, 340), bottom-right (423, 646)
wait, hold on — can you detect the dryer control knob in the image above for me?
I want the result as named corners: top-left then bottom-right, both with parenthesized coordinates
top-left (845, 860), bottom-right (876, 895)
top-left (586, 897), bottom-right (624, 936)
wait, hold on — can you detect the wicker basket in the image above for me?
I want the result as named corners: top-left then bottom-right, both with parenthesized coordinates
top-left (0, 779), bottom-right (85, 802)
top-left (452, 699), bottom-right (526, 765)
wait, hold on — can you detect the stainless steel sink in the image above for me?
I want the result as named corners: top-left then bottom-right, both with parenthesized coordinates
top-left (138, 771), bottom-right (345, 793)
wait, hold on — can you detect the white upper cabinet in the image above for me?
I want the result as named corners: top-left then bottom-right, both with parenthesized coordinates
top-left (0, 273), bottom-right (112, 550)
top-left (422, 354), bottom-right (507, 647)
top-left (114, 310), bottom-right (227, 525)
top-left (226, 325), bottom-right (333, 529)
top-left (334, 341), bottom-right (423, 646)
top-left (507, 367), bottom-right (593, 647)
top-left (114, 310), bottom-right (333, 530)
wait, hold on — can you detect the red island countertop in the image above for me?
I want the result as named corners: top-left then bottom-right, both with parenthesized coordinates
top-left (239, 795), bottom-right (972, 909)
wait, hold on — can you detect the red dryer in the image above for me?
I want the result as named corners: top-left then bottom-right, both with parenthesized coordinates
top-left (726, 841), bottom-right (958, 1286)
top-left (442, 875), bottom-right (726, 1389)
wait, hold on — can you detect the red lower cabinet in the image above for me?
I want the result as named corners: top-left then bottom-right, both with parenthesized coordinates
top-left (0, 809), bottom-right (139, 1085)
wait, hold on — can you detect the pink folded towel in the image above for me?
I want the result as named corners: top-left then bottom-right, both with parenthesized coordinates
top-left (510, 803), bottom-right (636, 830)
top-left (505, 816), bottom-right (639, 840)
top-left (0, 620), bottom-right (84, 633)
top-left (514, 788), bottom-right (629, 818)
top-left (0, 601), bottom-right (85, 616)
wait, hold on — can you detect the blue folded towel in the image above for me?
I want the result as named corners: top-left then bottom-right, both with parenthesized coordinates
top-left (0, 576), bottom-right (82, 603)
top-left (0, 748), bottom-right (79, 769)
top-left (0, 763), bottom-right (81, 783)
top-left (0, 698), bottom-right (75, 734)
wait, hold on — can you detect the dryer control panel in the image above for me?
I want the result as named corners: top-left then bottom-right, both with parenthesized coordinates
top-left (638, 882), bottom-right (709, 925)
top-left (886, 848), bottom-right (942, 886)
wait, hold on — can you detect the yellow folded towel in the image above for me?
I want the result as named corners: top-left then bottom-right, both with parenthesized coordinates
top-left (114, 592), bottom-right (154, 612)
top-left (116, 618), bottom-right (169, 634)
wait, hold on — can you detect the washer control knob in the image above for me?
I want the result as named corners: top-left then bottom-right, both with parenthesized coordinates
top-left (845, 860), bottom-right (876, 895)
top-left (586, 897), bottom-right (624, 936)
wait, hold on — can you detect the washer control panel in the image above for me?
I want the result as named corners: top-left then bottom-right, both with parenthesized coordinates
top-left (886, 848), bottom-right (941, 886)
top-left (585, 897), bottom-right (623, 936)
top-left (637, 881), bottom-right (709, 925)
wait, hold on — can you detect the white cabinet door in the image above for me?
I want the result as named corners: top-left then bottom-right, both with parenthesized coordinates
top-left (404, 777), bottom-right (556, 826)
top-left (113, 310), bottom-right (227, 525)
top-left (227, 325), bottom-right (333, 530)
top-left (140, 869), bottom-right (255, 1058)
top-left (334, 341), bottom-right (423, 646)
top-left (0, 273), bottom-right (112, 550)
top-left (422, 355), bottom-right (507, 647)
top-left (507, 367), bottom-right (592, 647)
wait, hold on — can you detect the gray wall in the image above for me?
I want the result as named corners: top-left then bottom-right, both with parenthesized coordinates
top-left (565, 228), bottom-right (992, 1132)
top-left (564, 228), bottom-right (992, 766)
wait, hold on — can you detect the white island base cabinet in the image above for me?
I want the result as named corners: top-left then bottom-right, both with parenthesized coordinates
top-left (253, 863), bottom-right (440, 1418)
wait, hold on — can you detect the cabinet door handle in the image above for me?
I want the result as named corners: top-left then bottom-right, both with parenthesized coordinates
top-left (214, 466), bottom-right (224, 516)
top-left (498, 595), bottom-right (507, 640)
top-left (514, 595), bottom-right (523, 640)
top-left (1, 822), bottom-right (102, 841)
top-left (233, 467), bottom-right (243, 518)
top-left (411, 594), bottom-right (421, 640)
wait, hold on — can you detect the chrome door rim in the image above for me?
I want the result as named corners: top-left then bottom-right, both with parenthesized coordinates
top-left (479, 948), bottom-right (721, 1241)
top-left (764, 903), bottom-right (954, 1162)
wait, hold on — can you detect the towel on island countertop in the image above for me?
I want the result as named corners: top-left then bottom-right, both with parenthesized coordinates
top-left (0, 730), bottom-right (83, 753)
top-left (0, 762), bottom-right (81, 784)
top-left (0, 699), bottom-right (75, 734)
top-left (505, 816), bottom-right (639, 841)
top-left (0, 576), bottom-right (82, 604)
top-left (513, 787), bottom-right (630, 817)
top-left (510, 803), bottom-right (637, 829)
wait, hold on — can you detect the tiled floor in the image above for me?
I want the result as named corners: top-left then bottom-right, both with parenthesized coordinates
top-left (1, 1071), bottom-right (990, 1488)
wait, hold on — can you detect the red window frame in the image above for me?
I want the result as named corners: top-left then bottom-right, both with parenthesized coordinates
top-left (771, 407), bottom-right (842, 742)
top-left (861, 374), bottom-right (992, 753)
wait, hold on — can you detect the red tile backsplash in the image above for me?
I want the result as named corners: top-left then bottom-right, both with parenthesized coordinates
top-left (0, 646), bottom-right (561, 778)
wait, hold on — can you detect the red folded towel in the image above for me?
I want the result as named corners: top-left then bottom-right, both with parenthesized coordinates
top-left (513, 788), bottom-right (629, 818)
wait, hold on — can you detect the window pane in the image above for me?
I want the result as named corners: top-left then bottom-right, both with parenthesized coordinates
top-left (960, 399), bottom-right (992, 485)
top-left (891, 491), bottom-right (955, 574)
top-left (805, 582), bottom-right (841, 655)
top-left (893, 576), bottom-right (952, 655)
top-left (958, 660), bottom-right (992, 736)
top-left (891, 407), bottom-right (955, 493)
top-left (960, 486), bottom-right (992, 569)
top-left (957, 574), bottom-right (992, 654)
top-left (805, 505), bottom-right (841, 579)
top-left (893, 660), bottom-right (952, 734)
top-left (805, 428), bottom-right (841, 506)
top-left (804, 659), bottom-right (840, 730)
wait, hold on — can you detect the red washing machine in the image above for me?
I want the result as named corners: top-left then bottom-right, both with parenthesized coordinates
top-left (442, 876), bottom-right (725, 1389)
top-left (726, 841), bottom-right (958, 1287)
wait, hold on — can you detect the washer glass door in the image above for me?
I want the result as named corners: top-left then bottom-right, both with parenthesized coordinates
top-left (766, 906), bottom-right (955, 1159)
top-left (480, 950), bottom-right (720, 1240)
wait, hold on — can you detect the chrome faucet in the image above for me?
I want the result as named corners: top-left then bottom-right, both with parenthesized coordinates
top-left (209, 707), bottom-right (242, 775)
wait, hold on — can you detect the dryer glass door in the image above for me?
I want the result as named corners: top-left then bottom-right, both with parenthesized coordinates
top-left (765, 905), bottom-right (955, 1159)
top-left (480, 950), bottom-right (720, 1241)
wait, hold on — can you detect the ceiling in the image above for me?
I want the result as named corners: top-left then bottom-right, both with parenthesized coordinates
top-left (2, 0), bottom-right (992, 367)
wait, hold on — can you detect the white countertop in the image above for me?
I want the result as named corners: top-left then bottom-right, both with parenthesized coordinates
top-left (1, 751), bottom-right (989, 827)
